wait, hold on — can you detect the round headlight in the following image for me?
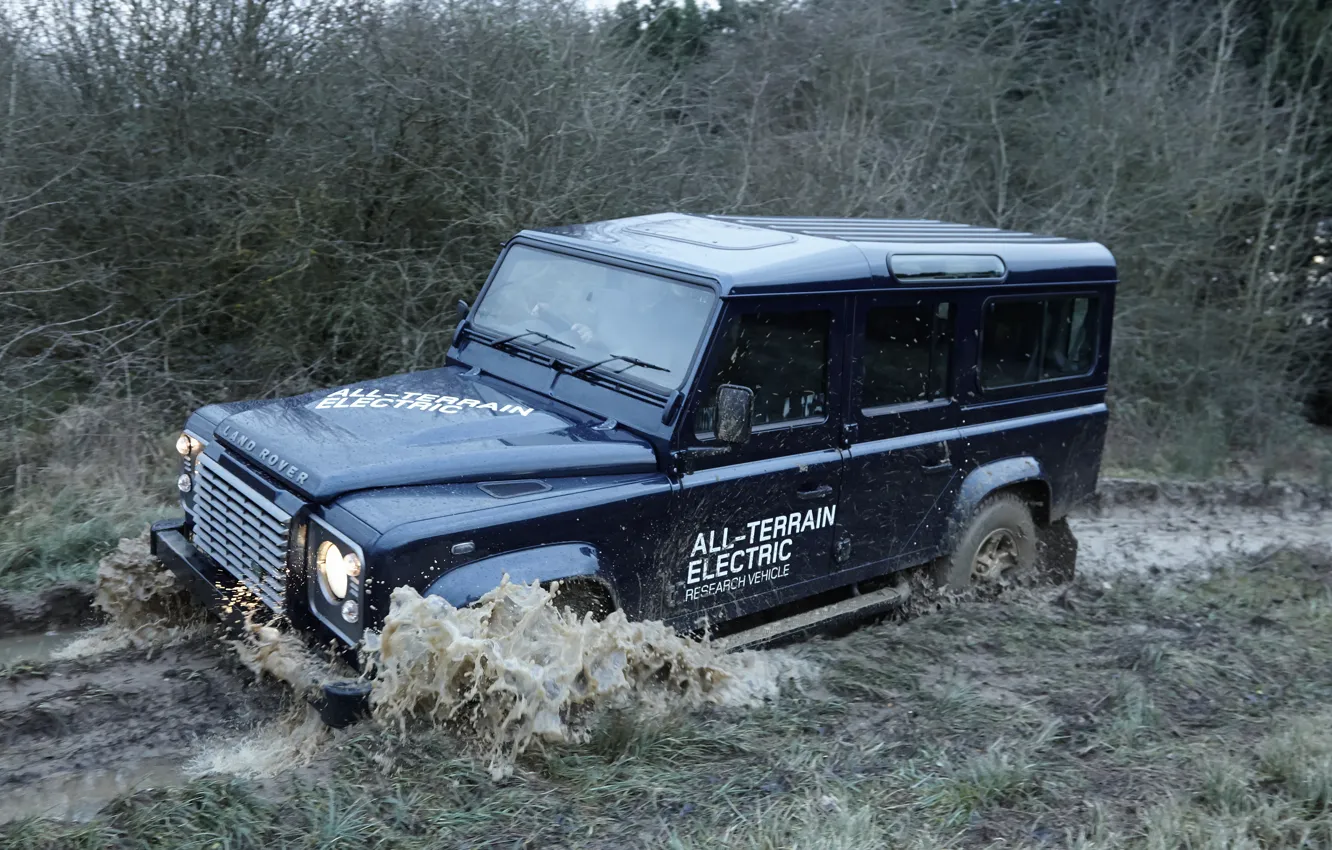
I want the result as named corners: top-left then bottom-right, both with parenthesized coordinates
top-left (317, 540), bottom-right (360, 601)
top-left (176, 433), bottom-right (193, 456)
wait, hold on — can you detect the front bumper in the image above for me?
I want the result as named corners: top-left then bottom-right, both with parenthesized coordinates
top-left (149, 517), bottom-right (276, 632)
top-left (150, 516), bottom-right (371, 727)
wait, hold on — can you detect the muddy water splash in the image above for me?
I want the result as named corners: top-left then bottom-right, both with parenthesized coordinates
top-left (232, 619), bottom-right (330, 697)
top-left (187, 706), bottom-right (331, 780)
top-left (365, 580), bottom-right (811, 778)
top-left (53, 533), bottom-right (204, 660)
top-left (93, 532), bottom-right (184, 625)
top-left (180, 614), bottom-right (349, 779)
top-left (188, 617), bottom-right (356, 779)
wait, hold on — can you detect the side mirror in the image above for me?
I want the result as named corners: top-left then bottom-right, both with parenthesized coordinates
top-left (714, 384), bottom-right (754, 445)
top-left (457, 299), bottom-right (470, 319)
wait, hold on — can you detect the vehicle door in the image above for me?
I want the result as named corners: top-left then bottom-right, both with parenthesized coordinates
top-left (838, 292), bottom-right (963, 577)
top-left (663, 296), bottom-right (847, 630)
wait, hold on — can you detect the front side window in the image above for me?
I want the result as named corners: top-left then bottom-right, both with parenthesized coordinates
top-left (695, 310), bottom-right (830, 433)
top-left (981, 295), bottom-right (1099, 388)
top-left (862, 301), bottom-right (953, 409)
top-left (469, 245), bottom-right (717, 392)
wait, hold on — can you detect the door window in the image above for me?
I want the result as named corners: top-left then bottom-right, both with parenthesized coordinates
top-left (695, 310), bottom-right (830, 433)
top-left (862, 302), bottom-right (953, 409)
top-left (981, 295), bottom-right (1099, 388)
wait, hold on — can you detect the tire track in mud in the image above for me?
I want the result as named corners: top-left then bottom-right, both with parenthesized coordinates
top-left (0, 636), bottom-right (286, 822)
top-left (2, 480), bottom-right (1330, 822)
top-left (1072, 480), bottom-right (1332, 579)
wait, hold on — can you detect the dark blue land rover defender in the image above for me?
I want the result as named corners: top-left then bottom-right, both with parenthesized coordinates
top-left (151, 214), bottom-right (1113, 656)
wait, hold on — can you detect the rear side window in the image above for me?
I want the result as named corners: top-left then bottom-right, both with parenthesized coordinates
top-left (862, 302), bottom-right (953, 409)
top-left (695, 310), bottom-right (830, 432)
top-left (981, 296), bottom-right (1099, 388)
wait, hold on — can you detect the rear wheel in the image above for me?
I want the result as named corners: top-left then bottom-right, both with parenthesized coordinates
top-left (934, 493), bottom-right (1037, 591)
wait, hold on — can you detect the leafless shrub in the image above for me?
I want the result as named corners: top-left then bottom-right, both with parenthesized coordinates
top-left (0, 0), bottom-right (1328, 495)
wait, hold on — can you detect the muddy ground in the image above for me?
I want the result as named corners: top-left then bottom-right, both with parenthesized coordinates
top-left (0, 637), bottom-right (286, 823)
top-left (1072, 478), bottom-right (1332, 579)
top-left (2, 479), bottom-right (1331, 847)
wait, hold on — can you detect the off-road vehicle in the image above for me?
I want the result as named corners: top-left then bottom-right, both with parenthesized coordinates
top-left (152, 213), bottom-right (1113, 677)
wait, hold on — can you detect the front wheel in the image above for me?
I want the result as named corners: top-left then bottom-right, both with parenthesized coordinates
top-left (549, 580), bottom-right (614, 622)
top-left (933, 493), bottom-right (1037, 591)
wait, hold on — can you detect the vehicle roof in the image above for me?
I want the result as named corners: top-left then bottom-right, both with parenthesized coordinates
top-left (523, 212), bottom-right (1117, 295)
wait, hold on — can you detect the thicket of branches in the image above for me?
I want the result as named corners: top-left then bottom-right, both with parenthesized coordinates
top-left (1, 0), bottom-right (1330, 507)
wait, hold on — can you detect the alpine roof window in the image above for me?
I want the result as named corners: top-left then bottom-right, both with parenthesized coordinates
top-left (890, 254), bottom-right (1006, 282)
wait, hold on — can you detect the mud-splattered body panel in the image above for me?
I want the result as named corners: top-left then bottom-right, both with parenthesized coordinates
top-left (152, 213), bottom-right (1116, 648)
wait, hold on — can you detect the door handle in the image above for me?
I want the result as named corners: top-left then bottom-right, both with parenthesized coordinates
top-left (922, 442), bottom-right (952, 474)
top-left (795, 483), bottom-right (834, 501)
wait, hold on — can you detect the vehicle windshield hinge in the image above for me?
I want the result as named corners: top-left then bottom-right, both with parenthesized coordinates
top-left (671, 446), bottom-right (731, 475)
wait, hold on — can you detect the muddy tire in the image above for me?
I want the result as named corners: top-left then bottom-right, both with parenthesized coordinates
top-left (934, 493), bottom-right (1037, 591)
top-left (549, 580), bottom-right (614, 622)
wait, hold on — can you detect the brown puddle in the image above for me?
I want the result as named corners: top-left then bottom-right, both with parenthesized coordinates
top-left (0, 631), bottom-right (80, 667)
top-left (0, 761), bottom-right (185, 823)
top-left (0, 536), bottom-right (284, 825)
top-left (2, 539), bottom-right (811, 823)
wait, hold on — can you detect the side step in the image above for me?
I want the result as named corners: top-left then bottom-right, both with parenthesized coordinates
top-left (713, 582), bottom-right (911, 653)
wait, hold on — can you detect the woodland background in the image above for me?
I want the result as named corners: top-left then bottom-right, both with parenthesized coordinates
top-left (1, 0), bottom-right (1330, 587)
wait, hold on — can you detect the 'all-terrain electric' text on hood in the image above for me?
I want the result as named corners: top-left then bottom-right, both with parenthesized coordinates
top-left (191, 366), bottom-right (657, 501)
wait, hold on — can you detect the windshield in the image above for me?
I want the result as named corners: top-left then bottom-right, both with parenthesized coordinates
top-left (469, 245), bottom-right (717, 392)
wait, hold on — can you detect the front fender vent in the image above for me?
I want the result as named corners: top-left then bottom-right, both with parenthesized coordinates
top-left (477, 480), bottom-right (552, 499)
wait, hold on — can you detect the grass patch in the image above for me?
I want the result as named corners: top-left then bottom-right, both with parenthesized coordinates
top-left (7, 550), bottom-right (1332, 848)
top-left (0, 481), bottom-right (173, 592)
top-left (0, 482), bottom-right (173, 591)
top-left (925, 738), bottom-right (1045, 825)
top-left (1258, 718), bottom-right (1332, 816)
top-left (0, 404), bottom-right (177, 592)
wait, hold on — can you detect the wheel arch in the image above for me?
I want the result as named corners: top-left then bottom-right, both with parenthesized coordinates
top-left (949, 457), bottom-right (1051, 539)
top-left (424, 542), bottom-right (620, 610)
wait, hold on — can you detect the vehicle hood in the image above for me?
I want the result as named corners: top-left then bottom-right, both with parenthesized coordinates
top-left (200, 366), bottom-right (657, 500)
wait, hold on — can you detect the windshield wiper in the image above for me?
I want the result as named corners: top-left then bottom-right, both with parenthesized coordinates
top-left (570, 353), bottom-right (670, 377)
top-left (491, 328), bottom-right (575, 350)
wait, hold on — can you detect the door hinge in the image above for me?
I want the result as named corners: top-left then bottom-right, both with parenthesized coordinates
top-left (840, 422), bottom-right (858, 448)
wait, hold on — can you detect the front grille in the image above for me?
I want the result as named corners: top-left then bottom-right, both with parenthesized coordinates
top-left (192, 454), bottom-right (292, 612)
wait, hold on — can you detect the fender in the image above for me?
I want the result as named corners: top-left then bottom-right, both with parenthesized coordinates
top-left (946, 457), bottom-right (1047, 539)
top-left (424, 542), bottom-right (613, 608)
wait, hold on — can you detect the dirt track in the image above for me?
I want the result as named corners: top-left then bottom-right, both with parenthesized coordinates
top-left (1072, 479), bottom-right (1332, 578)
top-left (0, 636), bottom-right (286, 821)
top-left (3, 479), bottom-right (1330, 823)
